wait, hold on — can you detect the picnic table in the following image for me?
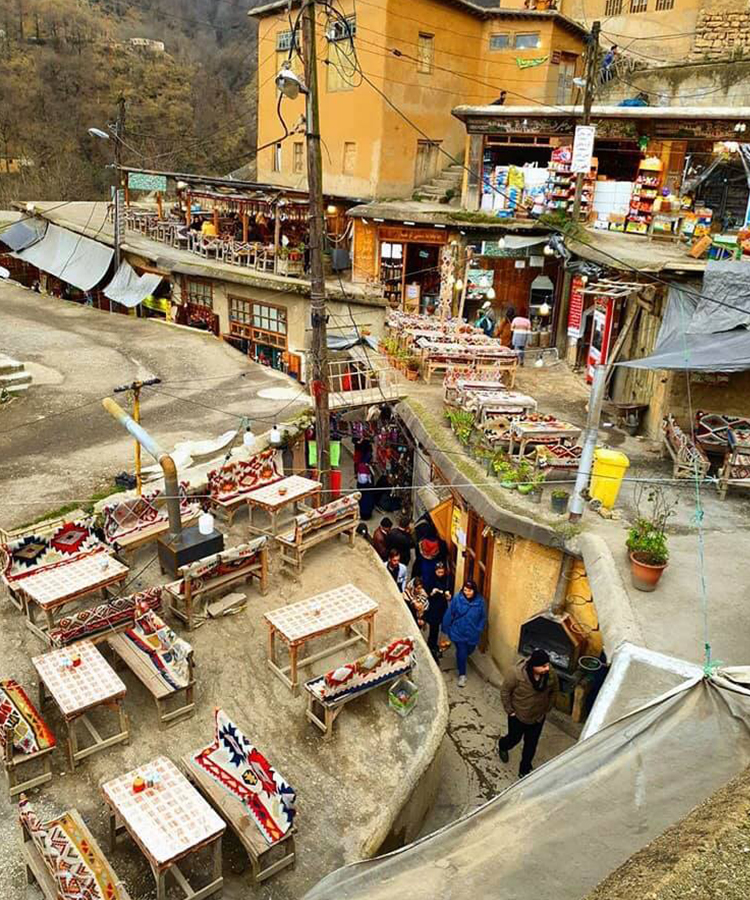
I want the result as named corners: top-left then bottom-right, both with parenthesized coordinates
top-left (19, 551), bottom-right (129, 644)
top-left (264, 584), bottom-right (378, 694)
top-left (467, 390), bottom-right (538, 423)
top-left (247, 474), bottom-right (322, 537)
top-left (33, 640), bottom-right (129, 769)
top-left (103, 755), bottom-right (225, 900)
top-left (508, 418), bottom-right (583, 460)
top-left (419, 343), bottom-right (518, 383)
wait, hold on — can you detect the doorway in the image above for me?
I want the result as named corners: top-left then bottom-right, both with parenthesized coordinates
top-left (415, 140), bottom-right (441, 187)
top-left (404, 243), bottom-right (441, 312)
top-left (465, 510), bottom-right (493, 651)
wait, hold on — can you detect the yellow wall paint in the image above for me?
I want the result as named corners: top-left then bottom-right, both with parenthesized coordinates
top-left (254, 2), bottom-right (585, 199)
top-left (563, 559), bottom-right (603, 658)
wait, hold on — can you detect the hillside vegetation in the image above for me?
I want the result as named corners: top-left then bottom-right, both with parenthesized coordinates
top-left (0, 0), bottom-right (261, 204)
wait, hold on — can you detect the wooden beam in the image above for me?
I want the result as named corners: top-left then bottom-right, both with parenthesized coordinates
top-left (242, 211), bottom-right (249, 243)
top-left (156, 192), bottom-right (163, 220)
top-left (186, 193), bottom-right (192, 227)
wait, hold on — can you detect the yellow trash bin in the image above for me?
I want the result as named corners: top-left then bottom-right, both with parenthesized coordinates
top-left (590, 448), bottom-right (630, 509)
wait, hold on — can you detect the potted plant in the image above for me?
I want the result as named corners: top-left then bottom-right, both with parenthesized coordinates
top-left (492, 456), bottom-right (517, 488)
top-left (529, 472), bottom-right (546, 504)
top-left (551, 489), bottom-right (569, 514)
top-left (445, 408), bottom-right (475, 446)
top-left (515, 461), bottom-right (534, 494)
top-left (405, 355), bottom-right (420, 381)
top-left (626, 486), bottom-right (676, 592)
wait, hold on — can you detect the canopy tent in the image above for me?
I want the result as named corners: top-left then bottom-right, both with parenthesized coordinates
top-left (0, 217), bottom-right (47, 252)
top-left (619, 267), bottom-right (750, 372)
top-left (304, 662), bottom-right (750, 900)
top-left (13, 223), bottom-right (114, 291)
top-left (104, 261), bottom-right (162, 309)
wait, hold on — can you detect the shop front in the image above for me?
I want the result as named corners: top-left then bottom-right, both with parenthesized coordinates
top-left (179, 276), bottom-right (220, 334)
top-left (377, 225), bottom-right (448, 312)
top-left (225, 294), bottom-right (289, 373)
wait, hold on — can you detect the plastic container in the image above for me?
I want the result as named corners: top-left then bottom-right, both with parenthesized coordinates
top-left (388, 677), bottom-right (418, 718)
top-left (590, 448), bottom-right (630, 509)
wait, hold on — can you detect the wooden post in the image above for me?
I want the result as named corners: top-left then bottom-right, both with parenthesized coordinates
top-left (156, 192), bottom-right (163, 220)
top-left (185, 193), bottom-right (192, 227)
top-left (213, 208), bottom-right (219, 234)
top-left (242, 211), bottom-right (249, 243)
top-left (273, 203), bottom-right (282, 273)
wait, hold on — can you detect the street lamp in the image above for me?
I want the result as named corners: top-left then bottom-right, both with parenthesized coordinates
top-left (88, 125), bottom-right (122, 272)
top-left (276, 67), bottom-right (308, 99)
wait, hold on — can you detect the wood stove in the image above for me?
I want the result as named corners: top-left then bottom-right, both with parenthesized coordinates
top-left (518, 611), bottom-right (587, 675)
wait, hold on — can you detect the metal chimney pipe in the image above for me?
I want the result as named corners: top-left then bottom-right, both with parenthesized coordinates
top-left (102, 397), bottom-right (183, 538)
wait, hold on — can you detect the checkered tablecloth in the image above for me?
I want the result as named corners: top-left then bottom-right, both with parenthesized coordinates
top-left (247, 475), bottom-right (321, 510)
top-left (265, 583), bottom-right (378, 643)
top-left (20, 551), bottom-right (128, 609)
top-left (32, 640), bottom-right (126, 717)
top-left (102, 756), bottom-right (225, 866)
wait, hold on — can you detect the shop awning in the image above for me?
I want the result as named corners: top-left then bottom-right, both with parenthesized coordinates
top-left (14, 223), bottom-right (114, 291)
top-left (0, 217), bottom-right (47, 251)
top-left (619, 278), bottom-right (750, 372)
top-left (104, 261), bottom-right (162, 309)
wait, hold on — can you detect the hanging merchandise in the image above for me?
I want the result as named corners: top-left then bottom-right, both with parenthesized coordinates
top-left (626, 158), bottom-right (663, 234)
top-left (330, 440), bottom-right (341, 468)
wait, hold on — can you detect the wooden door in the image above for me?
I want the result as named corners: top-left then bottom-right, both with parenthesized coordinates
top-left (556, 58), bottom-right (576, 105)
top-left (464, 510), bottom-right (493, 650)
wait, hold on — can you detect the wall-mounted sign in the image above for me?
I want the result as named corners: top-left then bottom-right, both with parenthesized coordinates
top-left (567, 274), bottom-right (585, 339)
top-left (128, 172), bottom-right (168, 192)
top-left (571, 125), bottom-right (596, 174)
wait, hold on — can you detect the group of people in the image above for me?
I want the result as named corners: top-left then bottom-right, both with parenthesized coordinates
top-left (474, 303), bottom-right (532, 363)
top-left (374, 512), bottom-right (559, 778)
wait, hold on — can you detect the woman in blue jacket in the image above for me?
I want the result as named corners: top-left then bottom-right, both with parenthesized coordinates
top-left (442, 580), bottom-right (487, 687)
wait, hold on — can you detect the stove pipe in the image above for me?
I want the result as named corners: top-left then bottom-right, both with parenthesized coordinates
top-left (102, 397), bottom-right (182, 539)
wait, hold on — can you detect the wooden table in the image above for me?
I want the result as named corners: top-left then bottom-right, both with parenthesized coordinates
top-left (103, 756), bottom-right (225, 900)
top-left (19, 551), bottom-right (129, 643)
top-left (446, 378), bottom-right (513, 404)
top-left (264, 584), bottom-right (378, 694)
top-left (32, 640), bottom-right (129, 769)
top-left (508, 419), bottom-right (583, 460)
top-left (466, 390), bottom-right (538, 423)
top-left (247, 475), bottom-right (322, 537)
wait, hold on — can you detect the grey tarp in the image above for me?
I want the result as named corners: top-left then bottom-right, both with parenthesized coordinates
top-left (0, 217), bottom-right (47, 251)
top-left (619, 281), bottom-right (750, 372)
top-left (104, 261), bottom-right (162, 308)
top-left (14, 223), bottom-right (114, 291)
top-left (327, 332), bottom-right (379, 351)
top-left (304, 670), bottom-right (750, 900)
top-left (687, 259), bottom-right (750, 334)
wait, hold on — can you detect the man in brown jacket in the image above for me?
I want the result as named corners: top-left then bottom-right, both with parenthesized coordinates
top-left (498, 649), bottom-right (558, 777)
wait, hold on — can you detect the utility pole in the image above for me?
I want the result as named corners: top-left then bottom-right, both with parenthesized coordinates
top-left (114, 377), bottom-right (161, 495)
top-left (300, 0), bottom-right (331, 495)
top-left (554, 20), bottom-right (601, 355)
top-left (568, 363), bottom-right (606, 522)
top-left (113, 96), bottom-right (126, 271)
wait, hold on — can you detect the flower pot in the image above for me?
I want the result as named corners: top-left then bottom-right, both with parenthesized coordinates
top-left (530, 487), bottom-right (543, 504)
top-left (551, 492), bottom-right (569, 514)
top-left (405, 368), bottom-right (419, 381)
top-left (629, 552), bottom-right (668, 592)
top-left (517, 483), bottom-right (534, 495)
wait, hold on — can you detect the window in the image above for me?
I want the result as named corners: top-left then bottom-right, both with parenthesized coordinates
top-left (556, 57), bottom-right (576, 105)
top-left (605, 0), bottom-right (623, 13)
top-left (417, 33), bottom-right (434, 74)
top-left (343, 141), bottom-right (357, 175)
top-left (327, 40), bottom-right (356, 92)
top-left (630, 0), bottom-right (647, 11)
top-left (514, 32), bottom-right (541, 49)
top-left (489, 33), bottom-right (510, 51)
top-left (327, 14), bottom-right (356, 41)
top-left (253, 302), bottom-right (287, 335)
top-left (293, 141), bottom-right (304, 174)
top-left (272, 142), bottom-right (282, 172)
top-left (276, 30), bottom-right (297, 52)
top-left (655, 0), bottom-right (673, 9)
top-left (229, 298), bottom-right (288, 348)
top-left (185, 279), bottom-right (212, 308)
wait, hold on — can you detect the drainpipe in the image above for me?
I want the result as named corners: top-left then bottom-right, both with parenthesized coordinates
top-left (102, 397), bottom-right (182, 539)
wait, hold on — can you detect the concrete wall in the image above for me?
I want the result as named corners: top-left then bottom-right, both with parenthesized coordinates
top-left (666, 369), bottom-right (750, 426)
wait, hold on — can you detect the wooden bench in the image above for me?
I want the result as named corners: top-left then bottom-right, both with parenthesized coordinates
top-left (47, 586), bottom-right (163, 648)
top-left (662, 415), bottom-right (711, 481)
top-left (305, 637), bottom-right (416, 740)
top-left (181, 708), bottom-right (296, 884)
top-left (108, 607), bottom-right (195, 730)
top-left (1, 680), bottom-right (56, 798)
top-left (535, 444), bottom-right (584, 470)
top-left (694, 410), bottom-right (750, 499)
top-left (207, 449), bottom-right (283, 526)
top-left (19, 794), bottom-right (131, 900)
top-left (165, 538), bottom-right (268, 631)
top-left (275, 492), bottom-right (361, 576)
top-left (100, 483), bottom-right (200, 561)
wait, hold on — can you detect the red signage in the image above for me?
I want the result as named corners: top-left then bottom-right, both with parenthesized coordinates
top-left (567, 275), bottom-right (585, 339)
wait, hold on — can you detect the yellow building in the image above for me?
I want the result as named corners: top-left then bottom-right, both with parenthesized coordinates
top-left (250, 0), bottom-right (588, 200)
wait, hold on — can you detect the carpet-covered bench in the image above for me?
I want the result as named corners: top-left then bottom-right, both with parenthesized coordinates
top-left (0, 518), bottom-right (107, 611)
top-left (207, 449), bottom-right (283, 525)
top-left (181, 708), bottom-right (296, 884)
top-left (535, 444), bottom-right (584, 470)
top-left (19, 794), bottom-right (131, 900)
top-left (1, 680), bottom-right (56, 798)
top-left (662, 415), bottom-right (710, 481)
top-left (47, 586), bottom-right (163, 648)
top-left (275, 493), bottom-right (361, 576)
top-left (694, 410), bottom-right (750, 499)
top-left (305, 637), bottom-right (416, 740)
top-left (108, 604), bottom-right (194, 730)
top-left (101, 484), bottom-right (201, 560)
top-left (164, 538), bottom-right (268, 631)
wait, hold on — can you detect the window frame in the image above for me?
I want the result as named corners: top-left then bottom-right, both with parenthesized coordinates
top-left (293, 141), bottom-right (304, 174)
top-left (417, 32), bottom-right (435, 74)
top-left (654, 0), bottom-right (673, 9)
top-left (629, 0), bottom-right (648, 12)
top-left (514, 32), bottom-right (542, 50)
top-left (342, 141), bottom-right (357, 175)
top-left (604, 0), bottom-right (623, 14)
top-left (327, 14), bottom-right (356, 42)
top-left (184, 278), bottom-right (213, 309)
top-left (489, 33), bottom-right (511, 51)
top-left (272, 142), bottom-right (283, 172)
top-left (229, 296), bottom-right (288, 348)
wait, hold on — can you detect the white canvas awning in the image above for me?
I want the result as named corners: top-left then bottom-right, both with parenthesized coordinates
top-left (104, 261), bottom-right (162, 308)
top-left (14, 223), bottom-right (114, 291)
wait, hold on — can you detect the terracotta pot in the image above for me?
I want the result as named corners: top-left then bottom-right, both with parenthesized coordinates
top-left (405, 368), bottom-right (419, 381)
top-left (629, 552), bottom-right (668, 592)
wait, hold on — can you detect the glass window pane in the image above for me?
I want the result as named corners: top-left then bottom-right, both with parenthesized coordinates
top-left (514, 33), bottom-right (541, 49)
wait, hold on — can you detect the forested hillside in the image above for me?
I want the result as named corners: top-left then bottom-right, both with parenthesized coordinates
top-left (0, 0), bottom-right (261, 204)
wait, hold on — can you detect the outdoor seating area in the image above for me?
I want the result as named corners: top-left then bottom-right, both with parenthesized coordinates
top-left (207, 448), bottom-right (284, 525)
top-left (275, 492), bottom-right (361, 576)
top-left (1, 679), bottom-right (56, 799)
top-left (662, 415), bottom-right (711, 481)
top-left (694, 410), bottom-right (750, 499)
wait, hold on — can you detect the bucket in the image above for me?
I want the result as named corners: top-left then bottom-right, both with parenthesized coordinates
top-left (590, 448), bottom-right (630, 509)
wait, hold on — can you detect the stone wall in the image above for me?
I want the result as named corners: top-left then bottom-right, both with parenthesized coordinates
top-left (691, 4), bottom-right (750, 60)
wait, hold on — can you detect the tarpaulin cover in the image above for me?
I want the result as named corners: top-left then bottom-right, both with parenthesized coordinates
top-left (14, 223), bottom-right (114, 291)
top-left (327, 332), bottom-right (379, 351)
top-left (304, 670), bottom-right (750, 900)
top-left (104, 261), bottom-right (162, 308)
top-left (0, 217), bottom-right (47, 251)
top-left (619, 280), bottom-right (750, 372)
top-left (687, 260), bottom-right (750, 334)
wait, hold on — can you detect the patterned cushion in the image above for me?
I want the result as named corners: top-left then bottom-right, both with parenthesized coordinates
top-left (310, 637), bottom-right (415, 703)
top-left (292, 493), bottom-right (361, 539)
top-left (0, 679), bottom-right (56, 755)
top-left (2, 519), bottom-right (103, 584)
top-left (101, 483), bottom-right (198, 543)
top-left (48, 587), bottom-right (162, 647)
top-left (207, 450), bottom-right (282, 503)
top-left (176, 538), bottom-right (267, 594)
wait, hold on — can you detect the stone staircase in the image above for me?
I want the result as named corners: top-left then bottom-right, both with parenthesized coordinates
top-left (415, 164), bottom-right (464, 205)
top-left (0, 354), bottom-right (32, 395)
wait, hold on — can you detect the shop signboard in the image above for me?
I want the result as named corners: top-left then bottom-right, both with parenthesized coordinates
top-left (571, 125), bottom-right (596, 174)
top-left (379, 225), bottom-right (447, 245)
top-left (127, 172), bottom-right (168, 192)
top-left (567, 274), bottom-right (585, 339)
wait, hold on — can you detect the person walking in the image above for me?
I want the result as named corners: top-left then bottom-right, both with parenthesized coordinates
top-left (423, 559), bottom-right (452, 660)
top-left (441, 580), bottom-right (486, 687)
top-left (385, 514), bottom-right (414, 568)
top-left (497, 649), bottom-right (558, 778)
top-left (404, 575), bottom-right (429, 625)
top-left (372, 517), bottom-right (392, 561)
top-left (385, 549), bottom-right (408, 593)
top-left (510, 313), bottom-right (532, 365)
